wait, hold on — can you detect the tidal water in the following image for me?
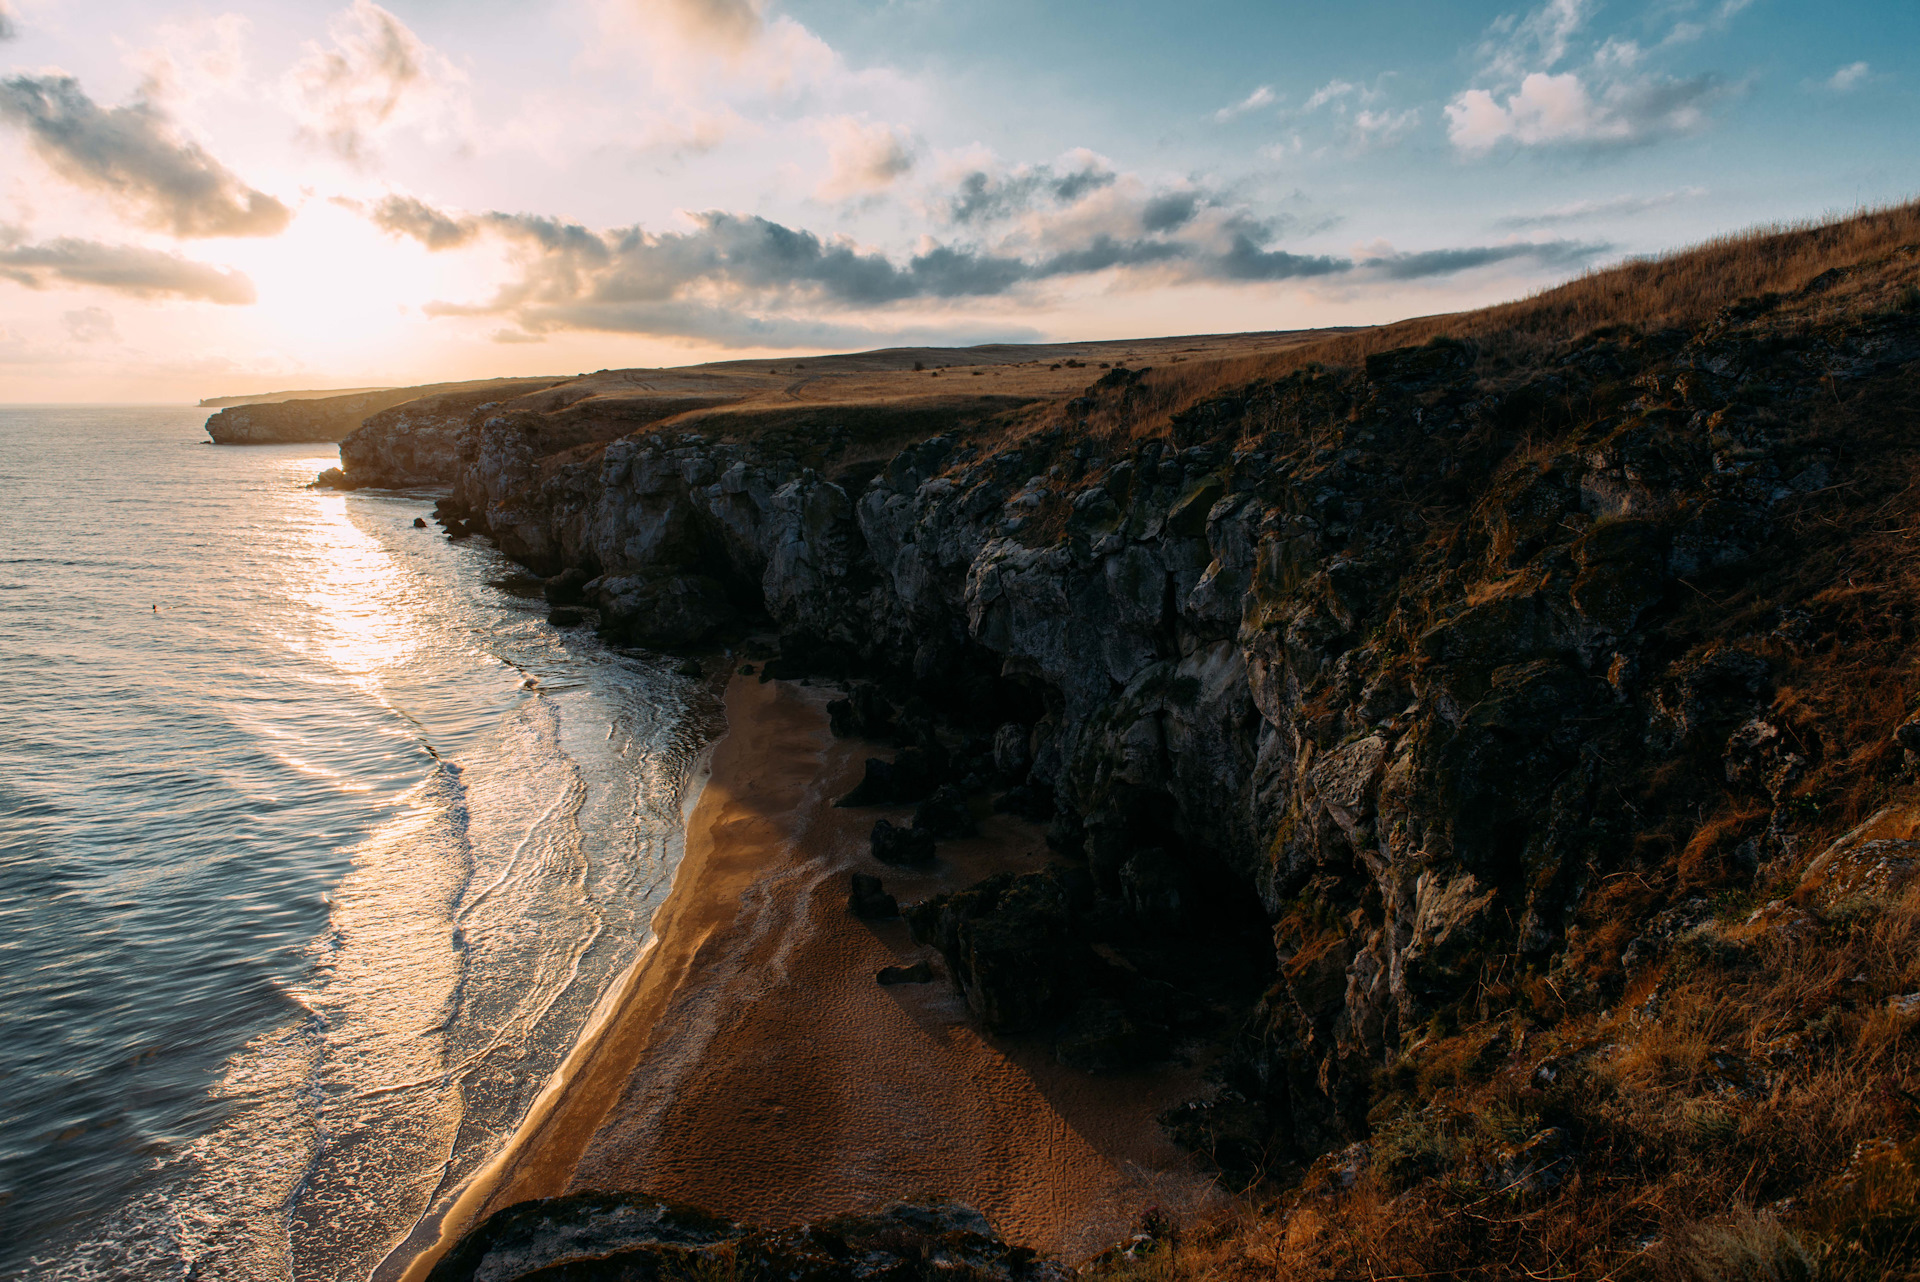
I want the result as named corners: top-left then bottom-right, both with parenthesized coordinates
top-left (0, 407), bottom-right (713, 1280)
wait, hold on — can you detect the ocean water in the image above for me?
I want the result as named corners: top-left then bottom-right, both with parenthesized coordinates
top-left (0, 407), bottom-right (714, 1280)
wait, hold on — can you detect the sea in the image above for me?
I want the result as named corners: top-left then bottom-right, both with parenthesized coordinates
top-left (0, 406), bottom-right (716, 1280)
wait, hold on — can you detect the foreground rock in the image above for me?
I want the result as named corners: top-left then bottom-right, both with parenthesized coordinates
top-left (427, 1195), bottom-right (1067, 1282)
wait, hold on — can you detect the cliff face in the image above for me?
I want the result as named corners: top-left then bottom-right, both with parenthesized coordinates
top-left (344, 228), bottom-right (1920, 1188)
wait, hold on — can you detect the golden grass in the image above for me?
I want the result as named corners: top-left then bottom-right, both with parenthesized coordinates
top-left (1050, 199), bottom-right (1920, 447)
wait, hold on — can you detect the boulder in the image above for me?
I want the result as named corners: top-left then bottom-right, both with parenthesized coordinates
top-left (913, 785), bottom-right (978, 839)
top-left (547, 607), bottom-right (586, 627)
top-left (827, 682), bottom-right (895, 739)
top-left (870, 819), bottom-right (936, 866)
top-left (544, 567), bottom-right (591, 606)
top-left (311, 467), bottom-right (351, 490)
top-left (847, 872), bottom-right (898, 919)
top-left (413, 516), bottom-right (428, 528)
top-left (992, 722), bottom-right (1032, 780)
top-left (905, 867), bottom-right (1092, 1034)
top-left (836, 746), bottom-right (945, 807)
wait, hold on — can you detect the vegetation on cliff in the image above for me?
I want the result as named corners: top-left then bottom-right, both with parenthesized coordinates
top-left (382, 203), bottom-right (1920, 1280)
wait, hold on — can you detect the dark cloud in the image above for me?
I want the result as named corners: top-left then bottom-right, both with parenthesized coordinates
top-left (949, 159), bottom-right (1117, 225)
top-left (373, 194), bottom-right (476, 249)
top-left (1139, 191), bottom-right (1201, 233)
top-left (0, 75), bottom-right (289, 238)
top-left (373, 197), bottom-right (1607, 339)
top-left (0, 236), bottom-right (256, 302)
top-left (0, 3), bottom-right (16, 40)
top-left (1367, 239), bottom-right (1602, 279)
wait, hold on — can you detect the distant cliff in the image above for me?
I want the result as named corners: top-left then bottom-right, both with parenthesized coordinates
top-left (205, 377), bottom-right (567, 445)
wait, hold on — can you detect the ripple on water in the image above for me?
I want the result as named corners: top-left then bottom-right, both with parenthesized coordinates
top-left (0, 407), bottom-right (715, 1280)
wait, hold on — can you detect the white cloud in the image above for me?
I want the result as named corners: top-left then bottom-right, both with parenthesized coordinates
top-left (285, 0), bottom-right (468, 164)
top-left (1213, 85), bottom-right (1275, 122)
top-left (815, 117), bottom-right (915, 201)
top-left (1302, 79), bottom-right (1357, 112)
top-left (1827, 61), bottom-right (1870, 92)
top-left (129, 13), bottom-right (252, 106)
top-left (1448, 0), bottom-right (1737, 153)
top-left (1352, 106), bottom-right (1420, 148)
top-left (1448, 70), bottom-right (1723, 151)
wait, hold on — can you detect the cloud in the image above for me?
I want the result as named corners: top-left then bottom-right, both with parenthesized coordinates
top-left (1478, 0), bottom-right (1595, 80)
top-left (490, 327), bottom-right (545, 344)
top-left (1449, 0), bottom-right (1737, 153)
top-left (1352, 106), bottom-right (1421, 148)
top-left (946, 153), bottom-right (1117, 225)
top-left (372, 193), bottom-right (476, 249)
top-left (0, 75), bottom-right (290, 237)
top-left (1827, 61), bottom-right (1870, 92)
top-left (0, 2), bottom-right (15, 40)
top-left (654, 0), bottom-right (766, 53)
top-left (368, 196), bottom-right (1607, 344)
top-left (1302, 80), bottom-right (1358, 112)
top-left (286, 0), bottom-right (467, 164)
top-left (1213, 86), bottom-right (1275, 122)
top-left (0, 234), bottom-right (256, 302)
top-left (815, 118), bottom-right (915, 201)
top-left (63, 306), bottom-right (117, 342)
top-left (1494, 187), bottom-right (1705, 228)
top-left (1447, 69), bottom-right (1724, 151)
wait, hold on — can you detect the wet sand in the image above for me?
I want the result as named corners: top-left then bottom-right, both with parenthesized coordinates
top-left (401, 674), bottom-right (1217, 1276)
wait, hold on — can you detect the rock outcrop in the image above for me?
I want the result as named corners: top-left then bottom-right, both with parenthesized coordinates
top-left (428, 1195), bottom-right (1065, 1282)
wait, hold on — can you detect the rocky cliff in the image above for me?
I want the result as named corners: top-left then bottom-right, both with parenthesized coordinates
top-left (376, 209), bottom-right (1920, 1277)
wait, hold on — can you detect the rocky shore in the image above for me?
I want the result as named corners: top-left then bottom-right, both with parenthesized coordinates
top-left (355, 208), bottom-right (1920, 1279)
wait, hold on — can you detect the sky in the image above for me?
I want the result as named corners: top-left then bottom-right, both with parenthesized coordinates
top-left (0, 0), bottom-right (1912, 402)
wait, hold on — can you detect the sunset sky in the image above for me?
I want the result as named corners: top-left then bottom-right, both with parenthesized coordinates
top-left (0, 0), bottom-right (1912, 402)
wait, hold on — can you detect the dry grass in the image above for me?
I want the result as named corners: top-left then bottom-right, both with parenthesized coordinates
top-left (1046, 199), bottom-right (1920, 448)
top-left (1088, 882), bottom-right (1920, 1282)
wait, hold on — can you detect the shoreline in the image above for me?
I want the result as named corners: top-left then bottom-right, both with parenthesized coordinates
top-left (384, 673), bottom-right (745, 1282)
top-left (395, 673), bottom-right (1218, 1279)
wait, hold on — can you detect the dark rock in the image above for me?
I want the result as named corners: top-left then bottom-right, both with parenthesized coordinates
top-left (547, 607), bottom-right (586, 627)
top-left (871, 819), bottom-right (936, 866)
top-left (837, 746), bottom-right (944, 807)
top-left (427, 1193), bottom-right (1067, 1282)
top-left (877, 960), bottom-right (935, 985)
top-left (827, 682), bottom-right (895, 739)
top-left (739, 664), bottom-right (756, 675)
top-left (847, 872), bottom-right (898, 919)
top-left (673, 658), bottom-right (702, 678)
top-left (1118, 846), bottom-right (1191, 934)
top-left (310, 466), bottom-right (351, 490)
top-left (590, 573), bottom-right (735, 649)
top-left (905, 867), bottom-right (1092, 1033)
top-left (544, 567), bottom-right (591, 606)
top-left (991, 722), bottom-right (1032, 780)
top-left (413, 516), bottom-right (427, 528)
top-left (445, 521), bottom-right (472, 540)
top-left (913, 785), bottom-right (977, 839)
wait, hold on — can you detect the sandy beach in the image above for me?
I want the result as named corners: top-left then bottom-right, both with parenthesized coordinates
top-left (401, 673), bottom-right (1218, 1277)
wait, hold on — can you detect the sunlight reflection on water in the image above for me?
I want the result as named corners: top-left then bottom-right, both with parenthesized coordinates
top-left (0, 410), bottom-right (718, 1281)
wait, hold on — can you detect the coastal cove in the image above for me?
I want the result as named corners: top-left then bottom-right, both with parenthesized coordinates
top-left (0, 408), bottom-right (715, 1281)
